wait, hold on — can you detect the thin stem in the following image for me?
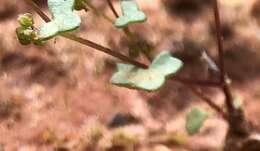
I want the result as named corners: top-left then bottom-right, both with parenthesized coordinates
top-left (106, 0), bottom-right (152, 61)
top-left (25, 0), bottom-right (223, 84)
top-left (105, 0), bottom-right (132, 37)
top-left (61, 33), bottom-right (148, 68)
top-left (213, 0), bottom-right (235, 116)
top-left (173, 76), bottom-right (222, 87)
top-left (213, 0), bottom-right (225, 80)
top-left (24, 0), bottom-right (146, 68)
top-left (24, 0), bottom-right (50, 22)
top-left (172, 76), bottom-right (227, 119)
top-left (23, 0), bottom-right (226, 118)
top-left (107, 0), bottom-right (119, 18)
top-left (87, 0), bottom-right (151, 61)
top-left (188, 86), bottom-right (228, 120)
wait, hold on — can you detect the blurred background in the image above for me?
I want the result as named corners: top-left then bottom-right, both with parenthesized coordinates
top-left (1, 0), bottom-right (260, 150)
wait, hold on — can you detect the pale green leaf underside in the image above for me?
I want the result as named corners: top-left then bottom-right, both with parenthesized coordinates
top-left (110, 51), bottom-right (183, 91)
top-left (39, 0), bottom-right (81, 39)
top-left (114, 0), bottom-right (146, 28)
top-left (186, 108), bottom-right (208, 135)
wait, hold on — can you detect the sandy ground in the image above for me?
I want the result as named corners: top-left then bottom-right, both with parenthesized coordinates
top-left (0, 0), bottom-right (260, 151)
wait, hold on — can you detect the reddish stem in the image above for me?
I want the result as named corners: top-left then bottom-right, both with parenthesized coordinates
top-left (213, 0), bottom-right (235, 116)
top-left (107, 0), bottom-right (119, 18)
top-left (189, 86), bottom-right (228, 120)
top-left (61, 33), bottom-right (148, 68)
top-left (23, 0), bottom-right (227, 119)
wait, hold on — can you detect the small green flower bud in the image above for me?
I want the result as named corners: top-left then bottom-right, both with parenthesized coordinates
top-left (16, 26), bottom-right (46, 46)
top-left (18, 13), bottom-right (34, 28)
top-left (16, 26), bottom-right (32, 45)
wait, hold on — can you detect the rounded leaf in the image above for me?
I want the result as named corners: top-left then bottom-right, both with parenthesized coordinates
top-left (114, 0), bottom-right (147, 28)
top-left (110, 51), bottom-right (183, 91)
top-left (186, 108), bottom-right (208, 135)
top-left (39, 0), bottom-right (81, 40)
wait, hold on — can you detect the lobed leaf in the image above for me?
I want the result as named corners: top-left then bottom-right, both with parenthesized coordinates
top-left (186, 108), bottom-right (208, 135)
top-left (39, 0), bottom-right (81, 40)
top-left (114, 0), bottom-right (147, 28)
top-left (110, 51), bottom-right (183, 91)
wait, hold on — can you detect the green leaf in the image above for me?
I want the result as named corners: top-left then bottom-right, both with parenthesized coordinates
top-left (114, 0), bottom-right (146, 28)
top-left (39, 0), bottom-right (81, 40)
top-left (110, 51), bottom-right (183, 91)
top-left (186, 108), bottom-right (208, 135)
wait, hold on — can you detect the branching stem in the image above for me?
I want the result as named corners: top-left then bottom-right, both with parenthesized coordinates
top-left (23, 0), bottom-right (227, 120)
top-left (213, 0), bottom-right (235, 117)
top-left (106, 0), bottom-right (152, 61)
top-left (188, 86), bottom-right (228, 120)
top-left (24, 0), bottom-right (146, 68)
top-left (61, 33), bottom-right (148, 68)
top-left (173, 77), bottom-right (222, 87)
